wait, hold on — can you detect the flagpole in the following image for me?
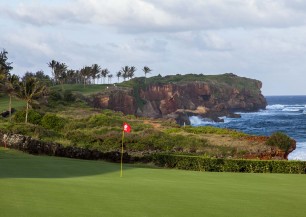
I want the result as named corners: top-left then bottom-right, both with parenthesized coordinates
top-left (120, 130), bottom-right (125, 177)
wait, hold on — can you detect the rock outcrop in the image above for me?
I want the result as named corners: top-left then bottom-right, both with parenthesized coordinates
top-left (0, 132), bottom-right (150, 163)
top-left (89, 73), bottom-right (267, 124)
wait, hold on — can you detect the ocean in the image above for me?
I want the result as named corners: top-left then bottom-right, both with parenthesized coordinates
top-left (190, 95), bottom-right (306, 161)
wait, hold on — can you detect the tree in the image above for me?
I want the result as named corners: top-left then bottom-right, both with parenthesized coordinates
top-left (15, 77), bottom-right (47, 124)
top-left (128, 66), bottom-right (136, 79)
top-left (54, 62), bottom-right (67, 90)
top-left (116, 71), bottom-right (121, 83)
top-left (47, 60), bottom-right (57, 84)
top-left (143, 66), bottom-right (152, 83)
top-left (0, 49), bottom-right (13, 82)
top-left (101, 68), bottom-right (109, 84)
top-left (91, 64), bottom-right (101, 84)
top-left (120, 66), bottom-right (130, 81)
top-left (80, 66), bottom-right (92, 88)
top-left (108, 74), bottom-right (113, 84)
top-left (2, 74), bottom-right (19, 121)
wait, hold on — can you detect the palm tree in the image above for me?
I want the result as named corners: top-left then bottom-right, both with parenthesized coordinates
top-left (108, 74), bottom-right (113, 84)
top-left (101, 68), bottom-right (109, 84)
top-left (120, 66), bottom-right (130, 81)
top-left (91, 64), bottom-right (101, 84)
top-left (15, 77), bottom-right (47, 124)
top-left (116, 71), bottom-right (121, 83)
top-left (2, 74), bottom-right (19, 121)
top-left (142, 66), bottom-right (152, 83)
top-left (80, 66), bottom-right (92, 88)
top-left (129, 66), bottom-right (136, 79)
top-left (47, 60), bottom-right (57, 84)
top-left (55, 62), bottom-right (67, 91)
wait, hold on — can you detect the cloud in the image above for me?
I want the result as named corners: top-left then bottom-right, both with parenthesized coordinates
top-left (2, 0), bottom-right (306, 33)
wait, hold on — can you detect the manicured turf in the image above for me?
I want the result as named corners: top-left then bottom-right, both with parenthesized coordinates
top-left (1, 148), bottom-right (305, 217)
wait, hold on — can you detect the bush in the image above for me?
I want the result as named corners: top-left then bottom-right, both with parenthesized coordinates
top-left (266, 132), bottom-right (293, 152)
top-left (41, 113), bottom-right (66, 131)
top-left (89, 114), bottom-right (122, 127)
top-left (63, 90), bottom-right (76, 102)
top-left (13, 110), bottom-right (43, 125)
top-left (153, 154), bottom-right (306, 174)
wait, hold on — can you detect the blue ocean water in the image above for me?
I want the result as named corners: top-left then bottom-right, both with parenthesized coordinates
top-left (190, 96), bottom-right (306, 161)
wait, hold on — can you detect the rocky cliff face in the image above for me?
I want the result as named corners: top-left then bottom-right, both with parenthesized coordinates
top-left (89, 73), bottom-right (267, 124)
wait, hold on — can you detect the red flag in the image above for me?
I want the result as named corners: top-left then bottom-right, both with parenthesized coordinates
top-left (123, 122), bottom-right (131, 133)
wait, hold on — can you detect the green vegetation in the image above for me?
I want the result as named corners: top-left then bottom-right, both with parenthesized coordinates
top-left (1, 148), bottom-right (306, 217)
top-left (266, 131), bottom-right (294, 152)
top-left (154, 154), bottom-right (306, 174)
top-left (51, 83), bottom-right (107, 96)
top-left (0, 95), bottom-right (25, 111)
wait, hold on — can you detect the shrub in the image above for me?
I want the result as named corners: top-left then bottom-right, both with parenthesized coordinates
top-left (89, 114), bottom-right (122, 127)
top-left (41, 113), bottom-right (66, 131)
top-left (13, 110), bottom-right (43, 125)
top-left (266, 132), bottom-right (293, 152)
top-left (153, 154), bottom-right (306, 174)
top-left (63, 90), bottom-right (76, 102)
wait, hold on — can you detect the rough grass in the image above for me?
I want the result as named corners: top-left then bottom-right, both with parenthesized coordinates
top-left (0, 148), bottom-right (306, 217)
top-left (0, 95), bottom-right (25, 112)
top-left (51, 84), bottom-right (108, 96)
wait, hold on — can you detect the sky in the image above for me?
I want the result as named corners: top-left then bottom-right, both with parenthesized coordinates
top-left (1, 0), bottom-right (306, 95)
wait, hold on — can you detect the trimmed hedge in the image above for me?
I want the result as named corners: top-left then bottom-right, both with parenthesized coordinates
top-left (153, 154), bottom-right (306, 174)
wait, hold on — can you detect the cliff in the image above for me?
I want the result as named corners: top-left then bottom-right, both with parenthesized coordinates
top-left (89, 73), bottom-right (267, 124)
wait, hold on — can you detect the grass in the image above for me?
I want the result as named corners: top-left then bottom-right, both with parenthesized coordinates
top-left (1, 147), bottom-right (306, 217)
top-left (0, 95), bottom-right (25, 112)
top-left (51, 84), bottom-right (108, 96)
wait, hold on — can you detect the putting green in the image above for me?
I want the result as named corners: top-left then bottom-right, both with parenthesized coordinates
top-left (0, 148), bottom-right (305, 217)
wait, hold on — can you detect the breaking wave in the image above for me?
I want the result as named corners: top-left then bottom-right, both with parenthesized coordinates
top-left (189, 96), bottom-right (306, 161)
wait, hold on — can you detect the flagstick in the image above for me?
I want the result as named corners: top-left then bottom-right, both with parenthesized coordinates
top-left (120, 130), bottom-right (125, 177)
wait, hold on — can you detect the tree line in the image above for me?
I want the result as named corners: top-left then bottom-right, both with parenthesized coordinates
top-left (0, 49), bottom-right (152, 123)
top-left (48, 60), bottom-right (152, 89)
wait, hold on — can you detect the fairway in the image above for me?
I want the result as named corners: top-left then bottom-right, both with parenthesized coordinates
top-left (1, 148), bottom-right (305, 217)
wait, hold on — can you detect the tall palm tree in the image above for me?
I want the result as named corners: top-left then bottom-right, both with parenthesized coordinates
top-left (142, 66), bottom-right (152, 83)
top-left (91, 64), bottom-right (101, 84)
top-left (80, 66), bottom-right (92, 88)
top-left (101, 68), bottom-right (109, 84)
top-left (128, 66), bottom-right (136, 79)
top-left (108, 74), bottom-right (113, 84)
top-left (120, 66), bottom-right (130, 81)
top-left (2, 74), bottom-right (19, 121)
top-left (15, 77), bottom-right (47, 124)
top-left (55, 62), bottom-right (67, 91)
top-left (47, 60), bottom-right (57, 84)
top-left (116, 71), bottom-right (121, 83)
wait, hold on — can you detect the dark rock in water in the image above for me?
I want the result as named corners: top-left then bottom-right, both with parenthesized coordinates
top-left (226, 113), bottom-right (241, 118)
top-left (88, 74), bottom-right (266, 125)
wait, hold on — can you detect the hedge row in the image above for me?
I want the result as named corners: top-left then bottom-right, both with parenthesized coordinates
top-left (153, 154), bottom-right (306, 174)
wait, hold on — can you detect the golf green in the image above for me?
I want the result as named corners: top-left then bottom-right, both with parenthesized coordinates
top-left (1, 147), bottom-right (305, 217)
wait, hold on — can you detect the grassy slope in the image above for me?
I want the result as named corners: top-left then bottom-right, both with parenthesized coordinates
top-left (51, 84), bottom-right (108, 96)
top-left (0, 95), bottom-right (25, 112)
top-left (1, 148), bottom-right (305, 217)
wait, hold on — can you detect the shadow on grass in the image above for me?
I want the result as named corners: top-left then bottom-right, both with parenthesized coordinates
top-left (0, 148), bottom-right (135, 179)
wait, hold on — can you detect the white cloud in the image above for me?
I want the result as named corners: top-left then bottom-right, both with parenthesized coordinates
top-left (2, 0), bottom-right (306, 32)
top-left (1, 0), bottom-right (306, 94)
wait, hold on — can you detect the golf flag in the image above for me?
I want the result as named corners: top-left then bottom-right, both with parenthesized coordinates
top-left (123, 122), bottom-right (131, 133)
top-left (121, 122), bottom-right (131, 177)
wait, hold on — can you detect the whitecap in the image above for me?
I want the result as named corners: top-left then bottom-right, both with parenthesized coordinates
top-left (288, 142), bottom-right (306, 161)
top-left (189, 116), bottom-right (217, 126)
top-left (266, 104), bottom-right (285, 110)
top-left (282, 107), bottom-right (303, 112)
